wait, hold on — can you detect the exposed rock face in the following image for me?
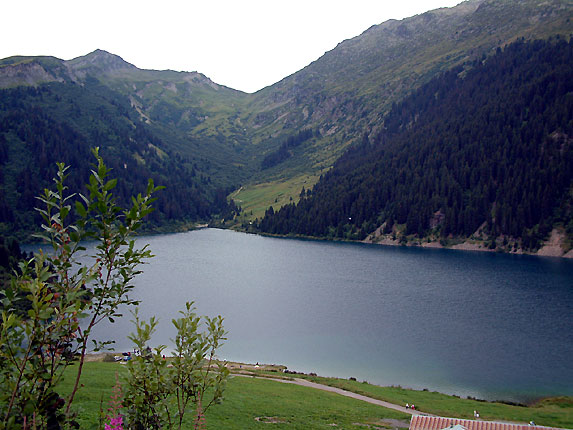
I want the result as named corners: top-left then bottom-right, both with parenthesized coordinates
top-left (0, 50), bottom-right (135, 87)
top-left (0, 56), bottom-right (72, 87)
top-left (0, 60), bottom-right (62, 87)
top-left (537, 228), bottom-right (570, 258)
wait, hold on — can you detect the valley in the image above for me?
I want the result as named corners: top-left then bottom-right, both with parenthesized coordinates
top-left (0, 0), bottom-right (571, 255)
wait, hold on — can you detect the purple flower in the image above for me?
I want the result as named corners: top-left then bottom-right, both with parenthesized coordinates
top-left (105, 415), bottom-right (123, 430)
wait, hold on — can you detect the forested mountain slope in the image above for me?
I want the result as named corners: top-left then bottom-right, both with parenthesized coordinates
top-left (0, 76), bottom-right (239, 237)
top-left (257, 38), bottom-right (573, 254)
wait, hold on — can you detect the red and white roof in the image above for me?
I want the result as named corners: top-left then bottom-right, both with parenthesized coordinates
top-left (409, 415), bottom-right (564, 430)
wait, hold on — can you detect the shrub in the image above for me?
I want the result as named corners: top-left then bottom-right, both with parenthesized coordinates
top-left (0, 149), bottom-right (159, 429)
top-left (123, 304), bottom-right (228, 430)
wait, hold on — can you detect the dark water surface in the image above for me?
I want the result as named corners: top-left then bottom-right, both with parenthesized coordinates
top-left (26, 228), bottom-right (573, 402)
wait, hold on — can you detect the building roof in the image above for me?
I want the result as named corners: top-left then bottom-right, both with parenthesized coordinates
top-left (409, 415), bottom-right (564, 430)
top-left (448, 425), bottom-right (469, 430)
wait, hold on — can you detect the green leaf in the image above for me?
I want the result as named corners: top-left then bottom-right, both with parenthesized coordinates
top-left (104, 178), bottom-right (118, 191)
top-left (75, 201), bottom-right (87, 218)
top-left (61, 205), bottom-right (70, 220)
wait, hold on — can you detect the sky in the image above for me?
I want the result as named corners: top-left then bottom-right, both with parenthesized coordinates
top-left (2, 0), bottom-right (463, 93)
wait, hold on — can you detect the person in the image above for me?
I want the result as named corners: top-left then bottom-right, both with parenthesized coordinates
top-left (406, 403), bottom-right (409, 409)
top-left (411, 404), bottom-right (415, 410)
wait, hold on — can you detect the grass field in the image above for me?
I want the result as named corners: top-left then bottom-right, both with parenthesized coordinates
top-left (59, 362), bottom-right (409, 429)
top-left (230, 174), bottom-right (320, 220)
top-left (58, 362), bottom-right (573, 429)
top-left (297, 375), bottom-right (573, 429)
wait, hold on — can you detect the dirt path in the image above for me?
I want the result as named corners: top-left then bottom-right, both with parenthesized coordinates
top-left (290, 378), bottom-right (433, 416)
top-left (236, 374), bottom-right (433, 416)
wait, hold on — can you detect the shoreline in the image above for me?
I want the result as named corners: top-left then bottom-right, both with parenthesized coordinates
top-left (361, 226), bottom-right (573, 259)
top-left (364, 237), bottom-right (573, 259)
top-left (250, 228), bottom-right (573, 259)
top-left (85, 353), bottom-right (569, 406)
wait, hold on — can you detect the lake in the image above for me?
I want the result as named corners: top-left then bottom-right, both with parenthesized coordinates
top-left (25, 228), bottom-right (573, 403)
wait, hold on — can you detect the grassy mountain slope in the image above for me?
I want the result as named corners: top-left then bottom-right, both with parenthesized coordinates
top-left (67, 50), bottom-right (258, 187)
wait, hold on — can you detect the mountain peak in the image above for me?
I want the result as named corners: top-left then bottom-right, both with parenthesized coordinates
top-left (67, 49), bottom-right (137, 75)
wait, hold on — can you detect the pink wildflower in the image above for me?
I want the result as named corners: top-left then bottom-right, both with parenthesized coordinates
top-left (104, 415), bottom-right (123, 430)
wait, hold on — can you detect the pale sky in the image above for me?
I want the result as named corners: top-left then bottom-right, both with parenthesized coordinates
top-left (2, 0), bottom-right (463, 93)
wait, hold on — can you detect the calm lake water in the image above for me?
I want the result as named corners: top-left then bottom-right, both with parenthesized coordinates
top-left (26, 228), bottom-right (573, 402)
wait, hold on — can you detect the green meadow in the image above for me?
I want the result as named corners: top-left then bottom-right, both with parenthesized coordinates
top-left (59, 362), bottom-right (572, 429)
top-left (298, 375), bottom-right (573, 429)
top-left (60, 362), bottom-right (409, 429)
top-left (230, 174), bottom-right (320, 220)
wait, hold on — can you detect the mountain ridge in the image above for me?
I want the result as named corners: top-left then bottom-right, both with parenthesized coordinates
top-left (0, 0), bottom-right (571, 251)
top-left (233, 0), bottom-right (572, 195)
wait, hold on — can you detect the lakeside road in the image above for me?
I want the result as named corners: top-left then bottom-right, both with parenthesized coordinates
top-left (235, 374), bottom-right (433, 416)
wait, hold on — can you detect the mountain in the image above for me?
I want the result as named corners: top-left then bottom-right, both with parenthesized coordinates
top-left (257, 38), bottom-right (573, 256)
top-left (66, 49), bottom-right (138, 76)
top-left (0, 49), bottom-right (253, 182)
top-left (0, 52), bottom-right (245, 237)
top-left (239, 0), bottom-right (572, 177)
top-left (0, 0), bottom-right (571, 247)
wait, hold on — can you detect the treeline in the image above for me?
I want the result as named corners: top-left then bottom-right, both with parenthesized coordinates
top-left (0, 80), bottom-right (238, 237)
top-left (0, 235), bottom-right (29, 291)
top-left (0, 236), bottom-right (27, 273)
top-left (261, 128), bottom-right (316, 169)
top-left (258, 38), bottom-right (573, 250)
